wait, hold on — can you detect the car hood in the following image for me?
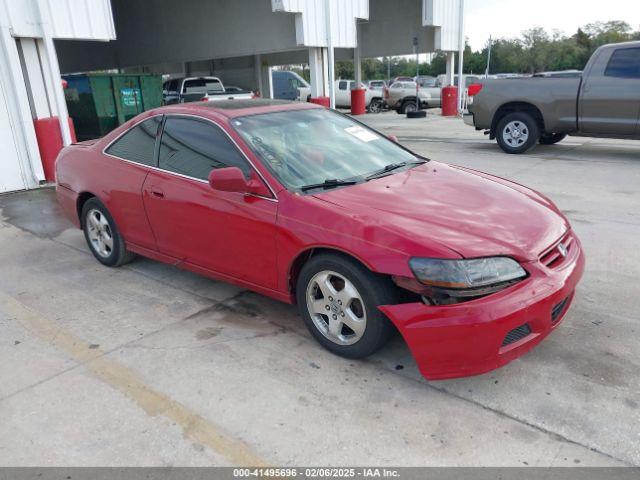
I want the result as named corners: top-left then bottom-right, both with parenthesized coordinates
top-left (312, 162), bottom-right (568, 260)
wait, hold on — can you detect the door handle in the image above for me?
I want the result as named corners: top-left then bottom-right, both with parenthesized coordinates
top-left (150, 189), bottom-right (165, 199)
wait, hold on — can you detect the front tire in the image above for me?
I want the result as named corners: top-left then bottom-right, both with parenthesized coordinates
top-left (81, 198), bottom-right (135, 267)
top-left (539, 133), bottom-right (567, 145)
top-left (296, 253), bottom-right (397, 359)
top-left (496, 112), bottom-right (540, 154)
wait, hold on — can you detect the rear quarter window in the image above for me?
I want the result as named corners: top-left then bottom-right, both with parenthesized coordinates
top-left (604, 47), bottom-right (640, 78)
top-left (105, 117), bottom-right (161, 166)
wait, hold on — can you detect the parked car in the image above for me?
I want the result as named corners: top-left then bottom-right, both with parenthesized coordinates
top-left (415, 75), bottom-right (438, 87)
top-left (162, 76), bottom-right (253, 104)
top-left (384, 80), bottom-right (441, 113)
top-left (436, 74), bottom-right (482, 88)
top-left (272, 70), bottom-right (310, 100)
top-left (367, 79), bottom-right (387, 91)
top-left (55, 99), bottom-right (584, 380)
top-left (297, 80), bottom-right (384, 113)
top-left (531, 70), bottom-right (582, 78)
top-left (390, 76), bottom-right (414, 84)
top-left (223, 85), bottom-right (249, 92)
top-left (465, 41), bottom-right (640, 153)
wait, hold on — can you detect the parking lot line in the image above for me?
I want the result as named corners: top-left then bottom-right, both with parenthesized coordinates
top-left (0, 289), bottom-right (268, 467)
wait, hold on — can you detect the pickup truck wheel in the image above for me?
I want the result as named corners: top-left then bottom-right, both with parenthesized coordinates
top-left (401, 101), bottom-right (418, 114)
top-left (539, 133), bottom-right (567, 145)
top-left (496, 112), bottom-right (540, 154)
top-left (368, 99), bottom-right (383, 114)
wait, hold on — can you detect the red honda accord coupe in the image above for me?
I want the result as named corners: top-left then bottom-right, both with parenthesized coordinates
top-left (55, 99), bottom-right (584, 380)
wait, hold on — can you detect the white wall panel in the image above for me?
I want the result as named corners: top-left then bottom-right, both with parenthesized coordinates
top-left (423, 0), bottom-right (462, 51)
top-left (272, 0), bottom-right (368, 48)
top-left (4, 0), bottom-right (115, 40)
top-left (0, 77), bottom-right (27, 192)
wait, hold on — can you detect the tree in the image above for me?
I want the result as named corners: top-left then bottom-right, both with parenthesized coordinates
top-left (318, 19), bottom-right (638, 81)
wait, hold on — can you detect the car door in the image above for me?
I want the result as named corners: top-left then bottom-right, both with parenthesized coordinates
top-left (102, 115), bottom-right (162, 250)
top-left (142, 115), bottom-right (279, 290)
top-left (580, 46), bottom-right (640, 136)
top-left (336, 80), bottom-right (349, 107)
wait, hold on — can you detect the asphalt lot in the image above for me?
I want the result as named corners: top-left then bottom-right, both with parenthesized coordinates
top-left (1, 110), bottom-right (639, 466)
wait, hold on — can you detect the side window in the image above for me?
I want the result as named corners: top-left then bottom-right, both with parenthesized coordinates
top-left (105, 117), bottom-right (161, 166)
top-left (158, 117), bottom-right (251, 181)
top-left (604, 48), bottom-right (640, 78)
top-left (165, 80), bottom-right (178, 94)
top-left (183, 78), bottom-right (205, 94)
top-left (204, 79), bottom-right (224, 93)
top-left (288, 78), bottom-right (298, 89)
top-left (338, 81), bottom-right (348, 90)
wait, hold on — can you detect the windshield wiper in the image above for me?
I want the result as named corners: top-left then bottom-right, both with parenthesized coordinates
top-left (365, 159), bottom-right (426, 181)
top-left (300, 179), bottom-right (359, 192)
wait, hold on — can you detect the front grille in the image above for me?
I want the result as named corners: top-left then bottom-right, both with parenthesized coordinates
top-left (540, 231), bottom-right (574, 268)
top-left (551, 296), bottom-right (570, 323)
top-left (501, 323), bottom-right (532, 347)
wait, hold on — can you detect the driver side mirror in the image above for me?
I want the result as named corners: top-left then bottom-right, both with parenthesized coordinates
top-left (208, 167), bottom-right (248, 193)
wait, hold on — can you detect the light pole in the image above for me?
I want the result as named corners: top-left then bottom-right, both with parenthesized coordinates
top-left (485, 36), bottom-right (492, 77)
top-left (414, 36), bottom-right (419, 112)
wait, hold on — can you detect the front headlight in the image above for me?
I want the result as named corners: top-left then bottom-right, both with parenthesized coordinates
top-left (409, 257), bottom-right (527, 290)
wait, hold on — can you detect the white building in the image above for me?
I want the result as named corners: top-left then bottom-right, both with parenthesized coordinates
top-left (0, 0), bottom-right (463, 194)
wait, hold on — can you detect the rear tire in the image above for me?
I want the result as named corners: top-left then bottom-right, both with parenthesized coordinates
top-left (368, 98), bottom-right (383, 114)
top-left (400, 100), bottom-right (419, 114)
top-left (539, 133), bottom-right (567, 145)
top-left (296, 253), bottom-right (397, 359)
top-left (81, 198), bottom-right (135, 267)
top-left (496, 112), bottom-right (540, 154)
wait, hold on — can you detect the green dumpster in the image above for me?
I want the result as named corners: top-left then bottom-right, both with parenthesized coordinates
top-left (63, 73), bottom-right (163, 141)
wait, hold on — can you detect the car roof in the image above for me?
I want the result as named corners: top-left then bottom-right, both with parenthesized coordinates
top-left (148, 99), bottom-right (322, 119)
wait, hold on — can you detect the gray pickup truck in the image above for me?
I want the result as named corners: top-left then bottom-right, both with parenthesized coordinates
top-left (464, 41), bottom-right (640, 154)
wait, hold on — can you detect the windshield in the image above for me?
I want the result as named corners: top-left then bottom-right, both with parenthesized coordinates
top-left (231, 108), bottom-right (420, 191)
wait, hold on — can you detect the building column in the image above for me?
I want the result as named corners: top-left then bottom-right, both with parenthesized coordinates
top-left (445, 52), bottom-right (455, 86)
top-left (324, 0), bottom-right (335, 108)
top-left (36, 0), bottom-right (72, 146)
top-left (255, 54), bottom-right (273, 99)
top-left (354, 40), bottom-right (362, 87)
top-left (308, 47), bottom-right (327, 98)
top-left (254, 54), bottom-right (263, 97)
top-left (456, 0), bottom-right (466, 112)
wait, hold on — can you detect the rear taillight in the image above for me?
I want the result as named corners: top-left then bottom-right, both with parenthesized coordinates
top-left (383, 87), bottom-right (389, 99)
top-left (200, 96), bottom-right (208, 102)
top-left (467, 83), bottom-right (483, 96)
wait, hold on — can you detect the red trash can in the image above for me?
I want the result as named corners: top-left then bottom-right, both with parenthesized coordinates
top-left (441, 86), bottom-right (458, 116)
top-left (350, 88), bottom-right (366, 115)
top-left (33, 116), bottom-right (77, 182)
top-left (309, 96), bottom-right (330, 108)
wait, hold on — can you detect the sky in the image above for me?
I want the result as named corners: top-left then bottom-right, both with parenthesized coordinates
top-left (464, 0), bottom-right (640, 51)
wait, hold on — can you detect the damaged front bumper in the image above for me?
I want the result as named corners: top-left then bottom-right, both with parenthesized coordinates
top-left (379, 238), bottom-right (585, 380)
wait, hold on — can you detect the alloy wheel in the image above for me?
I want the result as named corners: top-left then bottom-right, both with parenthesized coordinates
top-left (86, 209), bottom-right (114, 258)
top-left (306, 270), bottom-right (367, 346)
top-left (503, 120), bottom-right (529, 147)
